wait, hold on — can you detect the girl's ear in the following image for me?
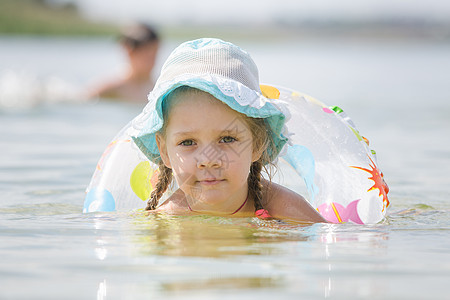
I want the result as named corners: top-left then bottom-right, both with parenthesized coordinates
top-left (155, 133), bottom-right (172, 168)
top-left (251, 146), bottom-right (264, 163)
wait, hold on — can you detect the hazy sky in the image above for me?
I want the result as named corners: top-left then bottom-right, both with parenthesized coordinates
top-left (74, 0), bottom-right (450, 25)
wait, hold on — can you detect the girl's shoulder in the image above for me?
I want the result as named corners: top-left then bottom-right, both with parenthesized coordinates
top-left (262, 181), bottom-right (327, 223)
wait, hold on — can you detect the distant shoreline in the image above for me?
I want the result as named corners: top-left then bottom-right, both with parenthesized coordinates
top-left (0, 0), bottom-right (117, 36)
top-left (1, 0), bottom-right (448, 43)
top-left (159, 23), bottom-right (450, 43)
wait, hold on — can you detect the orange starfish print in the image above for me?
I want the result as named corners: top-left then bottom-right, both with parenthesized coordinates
top-left (351, 156), bottom-right (390, 211)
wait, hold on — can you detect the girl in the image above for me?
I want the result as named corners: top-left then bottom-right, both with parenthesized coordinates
top-left (132, 38), bottom-right (326, 223)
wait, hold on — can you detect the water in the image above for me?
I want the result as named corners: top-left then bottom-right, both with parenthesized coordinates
top-left (1, 36), bottom-right (449, 299)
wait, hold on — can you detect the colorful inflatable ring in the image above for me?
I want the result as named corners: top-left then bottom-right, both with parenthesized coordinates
top-left (83, 85), bottom-right (389, 224)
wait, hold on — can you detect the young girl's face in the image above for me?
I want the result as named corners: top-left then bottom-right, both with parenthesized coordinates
top-left (156, 90), bottom-right (260, 213)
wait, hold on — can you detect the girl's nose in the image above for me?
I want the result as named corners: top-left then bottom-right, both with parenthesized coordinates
top-left (196, 156), bottom-right (223, 169)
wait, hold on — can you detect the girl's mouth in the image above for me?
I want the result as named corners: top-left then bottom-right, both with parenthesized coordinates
top-left (198, 178), bottom-right (225, 185)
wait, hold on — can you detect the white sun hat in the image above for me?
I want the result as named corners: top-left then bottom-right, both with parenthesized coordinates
top-left (131, 38), bottom-right (289, 163)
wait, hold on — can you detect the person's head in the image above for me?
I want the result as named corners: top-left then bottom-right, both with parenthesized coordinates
top-left (131, 38), bottom-right (289, 215)
top-left (154, 86), bottom-right (275, 213)
top-left (119, 23), bottom-right (159, 75)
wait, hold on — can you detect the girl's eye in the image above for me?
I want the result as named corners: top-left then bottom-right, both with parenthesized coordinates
top-left (220, 136), bottom-right (236, 143)
top-left (179, 139), bottom-right (195, 146)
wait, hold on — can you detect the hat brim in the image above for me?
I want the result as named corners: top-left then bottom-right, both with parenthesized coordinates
top-left (131, 74), bottom-right (289, 163)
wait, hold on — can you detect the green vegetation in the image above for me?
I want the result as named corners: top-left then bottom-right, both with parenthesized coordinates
top-left (2, 0), bottom-right (447, 41)
top-left (0, 0), bottom-right (117, 35)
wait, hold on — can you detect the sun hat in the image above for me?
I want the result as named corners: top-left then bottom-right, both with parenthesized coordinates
top-left (130, 38), bottom-right (290, 163)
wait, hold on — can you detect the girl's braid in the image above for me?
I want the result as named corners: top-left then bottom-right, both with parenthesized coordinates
top-left (145, 160), bottom-right (172, 210)
top-left (248, 160), bottom-right (263, 211)
top-left (248, 160), bottom-right (272, 219)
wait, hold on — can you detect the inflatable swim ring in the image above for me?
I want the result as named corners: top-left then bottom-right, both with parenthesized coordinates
top-left (83, 85), bottom-right (389, 224)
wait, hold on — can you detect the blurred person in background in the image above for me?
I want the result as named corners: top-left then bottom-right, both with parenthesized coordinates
top-left (87, 23), bottom-right (159, 103)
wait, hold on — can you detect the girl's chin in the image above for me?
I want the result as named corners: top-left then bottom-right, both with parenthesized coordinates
top-left (186, 190), bottom-right (229, 207)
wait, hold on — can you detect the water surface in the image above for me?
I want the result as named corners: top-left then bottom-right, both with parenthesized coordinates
top-left (0, 36), bottom-right (449, 299)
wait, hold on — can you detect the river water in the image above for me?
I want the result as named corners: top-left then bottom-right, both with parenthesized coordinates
top-left (0, 35), bottom-right (449, 299)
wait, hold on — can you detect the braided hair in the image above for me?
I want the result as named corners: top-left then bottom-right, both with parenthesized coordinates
top-left (243, 117), bottom-right (276, 220)
top-left (145, 160), bottom-right (172, 210)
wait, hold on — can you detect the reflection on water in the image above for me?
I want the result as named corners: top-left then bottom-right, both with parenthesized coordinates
top-left (129, 214), bottom-right (312, 257)
top-left (164, 276), bottom-right (281, 290)
top-left (1, 200), bottom-right (448, 299)
top-left (85, 212), bottom-right (397, 299)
